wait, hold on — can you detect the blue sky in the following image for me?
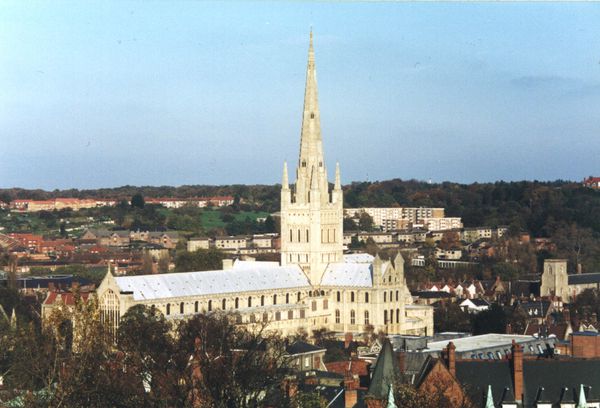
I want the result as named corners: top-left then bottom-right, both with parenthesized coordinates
top-left (2, 1), bottom-right (600, 189)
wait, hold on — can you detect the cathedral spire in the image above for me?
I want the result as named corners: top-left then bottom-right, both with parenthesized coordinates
top-left (298, 30), bottom-right (324, 174)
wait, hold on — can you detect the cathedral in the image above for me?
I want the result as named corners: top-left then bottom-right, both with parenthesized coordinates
top-left (97, 33), bottom-right (433, 338)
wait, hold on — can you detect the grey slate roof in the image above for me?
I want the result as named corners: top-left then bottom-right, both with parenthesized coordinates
top-left (568, 272), bottom-right (600, 285)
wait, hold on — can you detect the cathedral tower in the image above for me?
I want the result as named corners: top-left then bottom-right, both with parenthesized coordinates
top-left (280, 31), bottom-right (344, 285)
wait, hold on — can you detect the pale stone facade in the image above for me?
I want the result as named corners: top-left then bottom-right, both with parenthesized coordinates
top-left (96, 32), bottom-right (433, 338)
top-left (540, 259), bottom-right (570, 301)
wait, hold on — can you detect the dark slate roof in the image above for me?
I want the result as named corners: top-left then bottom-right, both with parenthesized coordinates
top-left (511, 280), bottom-right (540, 298)
top-left (454, 360), bottom-right (514, 407)
top-left (286, 341), bottom-right (326, 355)
top-left (367, 338), bottom-right (400, 399)
top-left (517, 300), bottom-right (551, 317)
top-left (411, 291), bottom-right (453, 299)
top-left (568, 272), bottom-right (600, 285)
top-left (522, 359), bottom-right (600, 406)
top-left (471, 298), bottom-right (490, 307)
top-left (453, 358), bottom-right (600, 407)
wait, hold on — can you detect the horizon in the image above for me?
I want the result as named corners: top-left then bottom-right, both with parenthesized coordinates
top-left (2, 2), bottom-right (600, 189)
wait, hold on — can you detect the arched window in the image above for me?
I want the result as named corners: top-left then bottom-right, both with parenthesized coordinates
top-left (320, 290), bottom-right (325, 296)
top-left (384, 310), bottom-right (388, 324)
top-left (297, 229), bottom-right (301, 242)
top-left (261, 295), bottom-right (265, 306)
top-left (273, 294), bottom-right (277, 305)
top-left (365, 292), bottom-right (369, 303)
top-left (396, 290), bottom-right (399, 301)
top-left (351, 292), bottom-right (355, 302)
top-left (235, 297), bottom-right (239, 309)
top-left (286, 293), bottom-right (290, 304)
top-left (166, 303), bottom-right (171, 316)
top-left (222, 299), bottom-right (226, 310)
top-left (297, 292), bottom-right (301, 302)
top-left (290, 229), bottom-right (293, 242)
top-left (350, 310), bottom-right (356, 325)
top-left (100, 289), bottom-right (120, 340)
top-left (180, 302), bottom-right (184, 314)
top-left (306, 229), bottom-right (309, 242)
top-left (248, 297), bottom-right (252, 307)
top-left (323, 299), bottom-right (328, 310)
top-left (384, 292), bottom-right (387, 302)
top-left (364, 310), bottom-right (370, 325)
top-left (208, 300), bottom-right (212, 312)
top-left (194, 301), bottom-right (199, 313)
top-left (335, 309), bottom-right (340, 324)
top-left (390, 309), bottom-right (394, 324)
top-left (336, 291), bottom-right (341, 302)
top-left (396, 308), bottom-right (400, 324)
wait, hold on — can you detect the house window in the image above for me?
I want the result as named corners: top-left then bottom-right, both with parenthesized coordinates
top-left (350, 310), bottom-right (356, 325)
top-left (180, 302), bottom-right (184, 314)
top-left (335, 309), bottom-right (340, 324)
top-left (364, 310), bottom-right (370, 325)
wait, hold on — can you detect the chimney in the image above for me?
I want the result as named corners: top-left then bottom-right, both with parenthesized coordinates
top-left (397, 351), bottom-right (406, 375)
top-left (344, 332), bottom-right (353, 349)
top-left (511, 340), bottom-right (524, 403)
top-left (344, 370), bottom-right (358, 408)
top-left (447, 342), bottom-right (456, 376)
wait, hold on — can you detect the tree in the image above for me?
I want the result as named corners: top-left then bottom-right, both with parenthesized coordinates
top-left (131, 193), bottom-right (145, 209)
top-left (140, 252), bottom-right (155, 275)
top-left (358, 211), bottom-right (374, 232)
top-left (158, 252), bottom-right (170, 273)
top-left (471, 303), bottom-right (507, 335)
top-left (175, 248), bottom-right (225, 272)
top-left (434, 302), bottom-right (471, 333)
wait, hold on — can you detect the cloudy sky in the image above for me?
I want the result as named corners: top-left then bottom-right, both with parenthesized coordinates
top-left (2, 1), bottom-right (600, 189)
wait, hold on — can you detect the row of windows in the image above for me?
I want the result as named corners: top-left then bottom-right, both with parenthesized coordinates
top-left (336, 291), bottom-right (368, 303)
top-left (334, 309), bottom-right (369, 325)
top-left (383, 290), bottom-right (400, 303)
top-left (162, 292), bottom-right (303, 316)
top-left (383, 308), bottom-right (402, 325)
top-left (289, 229), bottom-right (309, 243)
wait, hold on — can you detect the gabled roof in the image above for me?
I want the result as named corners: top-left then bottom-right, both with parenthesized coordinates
top-left (367, 339), bottom-right (400, 399)
top-left (114, 262), bottom-right (310, 301)
top-left (320, 262), bottom-right (374, 287)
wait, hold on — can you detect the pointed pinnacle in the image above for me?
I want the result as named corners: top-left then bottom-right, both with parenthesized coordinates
top-left (282, 161), bottom-right (289, 189)
top-left (334, 162), bottom-right (341, 190)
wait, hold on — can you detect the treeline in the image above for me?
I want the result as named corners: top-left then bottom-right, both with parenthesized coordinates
top-left (4, 178), bottom-right (600, 237)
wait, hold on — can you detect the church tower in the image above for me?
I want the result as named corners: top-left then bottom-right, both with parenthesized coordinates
top-left (280, 31), bottom-right (344, 285)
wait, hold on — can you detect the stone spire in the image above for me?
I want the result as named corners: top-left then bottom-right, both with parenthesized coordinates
top-left (296, 29), bottom-right (326, 203)
top-left (577, 384), bottom-right (588, 408)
